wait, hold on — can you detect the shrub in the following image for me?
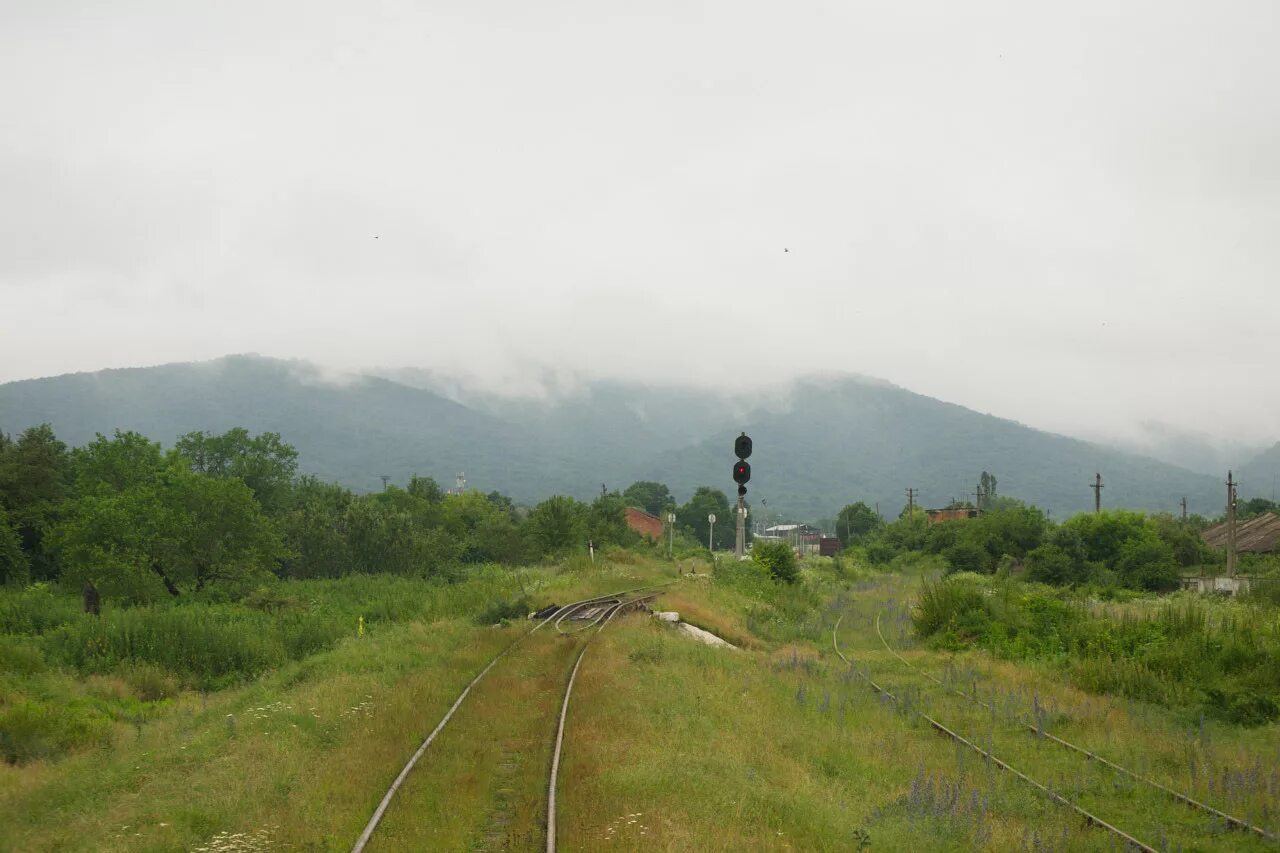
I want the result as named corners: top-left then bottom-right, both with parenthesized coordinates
top-left (912, 579), bottom-right (991, 643)
top-left (751, 541), bottom-right (798, 584)
top-left (117, 662), bottom-right (179, 701)
top-left (0, 700), bottom-right (113, 765)
top-left (0, 635), bottom-right (45, 676)
top-left (473, 596), bottom-right (531, 626)
top-left (943, 541), bottom-right (988, 574)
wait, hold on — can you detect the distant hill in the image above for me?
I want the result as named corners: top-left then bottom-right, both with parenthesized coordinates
top-left (1239, 443), bottom-right (1280, 501)
top-left (0, 355), bottom-right (1226, 520)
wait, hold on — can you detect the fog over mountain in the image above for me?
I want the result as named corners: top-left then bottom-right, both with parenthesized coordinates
top-left (3, 2), bottom-right (1279, 452)
top-left (0, 355), bottom-right (1234, 521)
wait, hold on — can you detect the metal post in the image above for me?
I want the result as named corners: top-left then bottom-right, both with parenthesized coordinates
top-left (708, 513), bottom-right (716, 552)
top-left (734, 496), bottom-right (746, 558)
top-left (667, 512), bottom-right (675, 560)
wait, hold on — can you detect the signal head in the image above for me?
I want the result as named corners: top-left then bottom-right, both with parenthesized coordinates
top-left (734, 432), bottom-right (753, 460)
top-left (733, 460), bottom-right (751, 485)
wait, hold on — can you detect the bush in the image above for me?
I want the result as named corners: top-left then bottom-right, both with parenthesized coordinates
top-left (117, 661), bottom-right (179, 701)
top-left (751, 541), bottom-right (798, 584)
top-left (473, 596), bottom-right (531, 625)
top-left (912, 579), bottom-right (991, 643)
top-left (0, 700), bottom-right (113, 765)
top-left (943, 541), bottom-right (988, 574)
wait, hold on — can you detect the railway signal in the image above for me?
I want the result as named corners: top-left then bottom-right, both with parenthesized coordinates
top-left (733, 433), bottom-right (752, 558)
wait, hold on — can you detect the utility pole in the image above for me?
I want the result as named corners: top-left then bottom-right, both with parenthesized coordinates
top-left (905, 488), bottom-right (918, 518)
top-left (1091, 473), bottom-right (1104, 514)
top-left (1181, 496), bottom-right (1188, 521)
top-left (380, 475), bottom-right (390, 491)
top-left (970, 487), bottom-right (983, 510)
top-left (1226, 471), bottom-right (1238, 578)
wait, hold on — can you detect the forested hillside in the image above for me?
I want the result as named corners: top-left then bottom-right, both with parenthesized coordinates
top-left (1240, 442), bottom-right (1280, 500)
top-left (0, 355), bottom-right (1226, 518)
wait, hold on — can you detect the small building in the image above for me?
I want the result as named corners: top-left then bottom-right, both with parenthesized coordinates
top-left (819, 537), bottom-right (842, 557)
top-left (925, 507), bottom-right (980, 525)
top-left (624, 507), bottom-right (664, 541)
top-left (759, 524), bottom-right (823, 555)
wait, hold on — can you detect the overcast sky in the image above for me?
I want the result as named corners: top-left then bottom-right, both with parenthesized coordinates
top-left (2, 1), bottom-right (1277, 447)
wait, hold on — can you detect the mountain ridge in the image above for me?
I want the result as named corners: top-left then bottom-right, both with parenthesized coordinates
top-left (0, 354), bottom-right (1228, 519)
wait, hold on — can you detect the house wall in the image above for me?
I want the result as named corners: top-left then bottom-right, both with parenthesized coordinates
top-left (625, 507), bottom-right (664, 541)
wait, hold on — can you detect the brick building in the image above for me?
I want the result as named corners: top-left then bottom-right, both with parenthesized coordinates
top-left (625, 507), bottom-right (664, 541)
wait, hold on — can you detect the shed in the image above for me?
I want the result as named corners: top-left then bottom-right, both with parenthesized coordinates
top-left (1201, 512), bottom-right (1280, 554)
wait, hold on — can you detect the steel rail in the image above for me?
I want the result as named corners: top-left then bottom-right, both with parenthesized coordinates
top-left (350, 581), bottom-right (672, 853)
top-left (554, 598), bottom-right (622, 635)
top-left (833, 612), bottom-right (1159, 853)
top-left (874, 610), bottom-right (1276, 842)
top-left (547, 592), bottom-right (657, 853)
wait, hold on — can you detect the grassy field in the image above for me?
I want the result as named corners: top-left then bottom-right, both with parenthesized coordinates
top-left (0, 558), bottom-right (676, 851)
top-left (2, 553), bottom-right (1278, 851)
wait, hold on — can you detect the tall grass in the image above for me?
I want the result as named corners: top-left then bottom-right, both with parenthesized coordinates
top-left (0, 565), bottom-right (540, 764)
top-left (912, 576), bottom-right (1280, 725)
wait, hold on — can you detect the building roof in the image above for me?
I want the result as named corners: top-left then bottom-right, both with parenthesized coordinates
top-left (1201, 512), bottom-right (1280, 553)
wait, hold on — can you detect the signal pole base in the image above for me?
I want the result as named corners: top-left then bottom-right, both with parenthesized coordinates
top-left (734, 494), bottom-right (746, 559)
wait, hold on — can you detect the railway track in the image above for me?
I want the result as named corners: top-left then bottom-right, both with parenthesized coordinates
top-left (351, 582), bottom-right (670, 852)
top-left (871, 608), bottom-right (1276, 843)
top-left (833, 610), bottom-right (1159, 851)
top-left (547, 591), bottom-right (658, 853)
top-left (835, 608), bottom-right (1277, 851)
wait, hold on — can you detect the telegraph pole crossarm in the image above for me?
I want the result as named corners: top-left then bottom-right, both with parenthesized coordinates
top-left (1091, 473), bottom-right (1104, 514)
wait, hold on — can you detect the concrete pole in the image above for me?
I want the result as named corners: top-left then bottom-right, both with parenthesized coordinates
top-left (1227, 472), bottom-right (1237, 578)
top-left (734, 496), bottom-right (746, 559)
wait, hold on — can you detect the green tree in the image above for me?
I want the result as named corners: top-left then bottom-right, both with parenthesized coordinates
top-left (587, 493), bottom-right (638, 549)
top-left (979, 471), bottom-right (998, 508)
top-left (0, 505), bottom-right (29, 585)
top-left (622, 481), bottom-right (673, 517)
top-left (1239, 497), bottom-right (1278, 520)
top-left (835, 501), bottom-right (882, 547)
top-left (1115, 535), bottom-right (1179, 591)
top-left (1024, 543), bottom-right (1081, 585)
top-left (678, 487), bottom-right (733, 549)
top-left (0, 424), bottom-right (72, 580)
top-left (407, 475), bottom-right (444, 503)
top-left (71, 430), bottom-right (164, 495)
top-left (51, 463), bottom-right (285, 600)
top-left (279, 476), bottom-right (354, 579)
top-left (525, 495), bottom-right (587, 556)
top-left (174, 428), bottom-right (298, 514)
